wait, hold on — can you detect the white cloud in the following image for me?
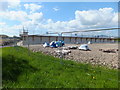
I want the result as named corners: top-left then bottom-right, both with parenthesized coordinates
top-left (7, 0), bottom-right (21, 9)
top-left (0, 24), bottom-right (23, 36)
top-left (74, 8), bottom-right (118, 28)
top-left (0, 1), bottom-right (8, 11)
top-left (112, 13), bottom-right (118, 23)
top-left (0, 22), bottom-right (6, 26)
top-left (0, 7), bottom-right (118, 36)
top-left (24, 4), bottom-right (42, 13)
top-left (0, 11), bottom-right (28, 22)
top-left (53, 7), bottom-right (59, 11)
top-left (47, 19), bottom-right (54, 23)
top-left (0, 22), bottom-right (6, 34)
top-left (21, 7), bottom-right (118, 35)
top-left (43, 8), bottom-right (117, 32)
top-left (9, 11), bottom-right (28, 21)
top-left (37, 7), bottom-right (118, 35)
top-left (0, 0), bottom-right (20, 11)
top-left (29, 12), bottom-right (43, 22)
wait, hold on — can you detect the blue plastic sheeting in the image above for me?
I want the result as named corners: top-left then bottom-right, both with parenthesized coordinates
top-left (49, 40), bottom-right (65, 48)
top-left (50, 41), bottom-right (57, 48)
top-left (55, 40), bottom-right (64, 47)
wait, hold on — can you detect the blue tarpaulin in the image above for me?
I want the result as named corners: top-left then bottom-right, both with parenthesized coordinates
top-left (50, 41), bottom-right (57, 48)
top-left (49, 40), bottom-right (65, 48)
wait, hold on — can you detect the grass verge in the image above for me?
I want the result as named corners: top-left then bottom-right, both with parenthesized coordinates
top-left (1, 46), bottom-right (119, 88)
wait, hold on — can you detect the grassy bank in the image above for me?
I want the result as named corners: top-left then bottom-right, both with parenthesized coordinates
top-left (1, 46), bottom-right (119, 88)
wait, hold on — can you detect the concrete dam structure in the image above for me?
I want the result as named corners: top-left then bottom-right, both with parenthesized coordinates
top-left (22, 35), bottom-right (118, 45)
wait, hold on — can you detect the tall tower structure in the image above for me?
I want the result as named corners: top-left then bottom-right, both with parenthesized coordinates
top-left (19, 27), bottom-right (28, 37)
top-left (19, 27), bottom-right (29, 45)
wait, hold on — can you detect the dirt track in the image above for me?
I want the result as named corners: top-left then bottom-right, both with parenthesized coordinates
top-left (24, 43), bottom-right (119, 69)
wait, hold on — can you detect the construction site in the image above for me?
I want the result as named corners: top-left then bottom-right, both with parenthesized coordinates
top-left (1, 1), bottom-right (120, 88)
top-left (17, 28), bottom-right (119, 69)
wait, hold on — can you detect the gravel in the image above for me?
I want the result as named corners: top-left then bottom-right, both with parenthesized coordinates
top-left (24, 43), bottom-right (119, 69)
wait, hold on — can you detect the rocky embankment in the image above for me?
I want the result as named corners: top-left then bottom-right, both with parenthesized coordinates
top-left (25, 44), bottom-right (119, 69)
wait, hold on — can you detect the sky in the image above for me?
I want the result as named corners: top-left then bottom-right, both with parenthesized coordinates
top-left (0, 0), bottom-right (119, 37)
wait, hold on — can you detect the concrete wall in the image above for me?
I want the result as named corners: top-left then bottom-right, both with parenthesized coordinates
top-left (41, 37), bottom-right (49, 43)
top-left (82, 38), bottom-right (86, 43)
top-left (91, 38), bottom-right (95, 43)
top-left (22, 35), bottom-right (117, 45)
top-left (71, 37), bottom-right (76, 44)
top-left (76, 38), bottom-right (81, 43)
top-left (50, 36), bottom-right (56, 42)
top-left (64, 37), bottom-right (71, 44)
top-left (34, 37), bottom-right (41, 44)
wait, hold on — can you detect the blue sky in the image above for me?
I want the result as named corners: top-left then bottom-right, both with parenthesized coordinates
top-left (0, 1), bottom-right (118, 36)
top-left (41, 2), bottom-right (118, 21)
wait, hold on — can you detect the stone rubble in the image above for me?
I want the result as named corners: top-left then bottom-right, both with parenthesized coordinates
top-left (24, 43), bottom-right (118, 69)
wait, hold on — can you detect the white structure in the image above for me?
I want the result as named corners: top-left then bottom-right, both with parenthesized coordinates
top-left (79, 44), bottom-right (90, 51)
top-left (21, 35), bottom-right (118, 45)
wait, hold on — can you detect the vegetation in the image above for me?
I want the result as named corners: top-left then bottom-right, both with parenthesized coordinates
top-left (117, 38), bottom-right (120, 42)
top-left (1, 46), bottom-right (119, 88)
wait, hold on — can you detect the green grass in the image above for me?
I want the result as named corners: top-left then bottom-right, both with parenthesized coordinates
top-left (115, 38), bottom-right (120, 42)
top-left (1, 46), bottom-right (119, 88)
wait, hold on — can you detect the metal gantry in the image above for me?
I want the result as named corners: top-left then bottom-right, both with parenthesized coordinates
top-left (20, 26), bottom-right (30, 55)
top-left (46, 27), bottom-right (119, 35)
